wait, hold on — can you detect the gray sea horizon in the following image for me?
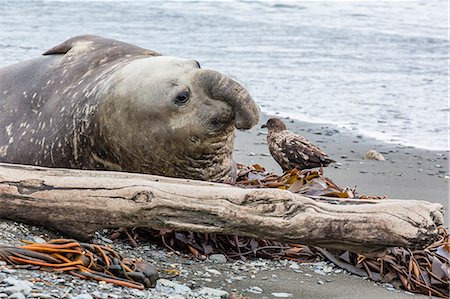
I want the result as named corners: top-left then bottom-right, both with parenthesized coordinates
top-left (1, 0), bottom-right (448, 150)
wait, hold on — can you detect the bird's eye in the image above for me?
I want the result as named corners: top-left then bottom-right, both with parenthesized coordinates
top-left (174, 91), bottom-right (190, 105)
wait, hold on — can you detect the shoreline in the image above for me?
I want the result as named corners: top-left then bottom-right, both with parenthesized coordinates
top-left (235, 113), bottom-right (449, 219)
top-left (258, 108), bottom-right (449, 153)
top-left (0, 113), bottom-right (447, 299)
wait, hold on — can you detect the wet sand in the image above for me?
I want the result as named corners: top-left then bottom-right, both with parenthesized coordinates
top-left (230, 113), bottom-right (449, 298)
top-left (235, 114), bottom-right (449, 217)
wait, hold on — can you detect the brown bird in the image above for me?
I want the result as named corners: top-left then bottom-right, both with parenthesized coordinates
top-left (261, 118), bottom-right (335, 171)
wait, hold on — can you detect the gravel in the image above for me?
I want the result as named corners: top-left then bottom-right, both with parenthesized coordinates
top-left (0, 219), bottom-right (417, 298)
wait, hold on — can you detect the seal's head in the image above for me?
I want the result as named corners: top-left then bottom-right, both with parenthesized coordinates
top-left (96, 56), bottom-right (260, 182)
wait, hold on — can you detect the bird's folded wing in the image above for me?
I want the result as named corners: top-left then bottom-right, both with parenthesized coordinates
top-left (281, 133), bottom-right (325, 166)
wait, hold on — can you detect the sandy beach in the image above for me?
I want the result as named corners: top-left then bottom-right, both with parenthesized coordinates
top-left (1, 0), bottom-right (447, 296)
top-left (236, 114), bottom-right (449, 217)
top-left (231, 113), bottom-right (449, 298)
top-left (0, 113), bottom-right (447, 299)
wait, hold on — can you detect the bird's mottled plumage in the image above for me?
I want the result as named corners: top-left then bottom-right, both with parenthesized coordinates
top-left (261, 118), bottom-right (335, 171)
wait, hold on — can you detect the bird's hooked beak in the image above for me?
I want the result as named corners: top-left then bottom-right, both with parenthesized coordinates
top-left (261, 124), bottom-right (267, 129)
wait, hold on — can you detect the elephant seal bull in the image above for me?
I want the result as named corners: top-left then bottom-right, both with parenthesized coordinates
top-left (0, 35), bottom-right (260, 182)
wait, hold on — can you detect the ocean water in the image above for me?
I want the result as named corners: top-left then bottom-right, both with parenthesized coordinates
top-left (1, 0), bottom-right (448, 151)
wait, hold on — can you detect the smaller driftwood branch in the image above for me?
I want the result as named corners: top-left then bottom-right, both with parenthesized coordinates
top-left (0, 163), bottom-right (444, 255)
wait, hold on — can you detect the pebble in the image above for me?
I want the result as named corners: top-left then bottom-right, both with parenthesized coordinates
top-left (246, 286), bottom-right (263, 294)
top-left (32, 236), bottom-right (46, 244)
top-left (197, 287), bottom-right (228, 298)
top-left (248, 152), bottom-right (256, 156)
top-left (7, 293), bottom-right (25, 299)
top-left (271, 292), bottom-right (293, 298)
top-left (209, 254), bottom-right (227, 263)
top-left (129, 290), bottom-right (146, 298)
top-left (249, 260), bottom-right (267, 267)
top-left (31, 294), bottom-right (54, 299)
top-left (314, 269), bottom-right (326, 275)
top-left (99, 236), bottom-right (113, 244)
top-left (156, 279), bottom-right (192, 296)
top-left (205, 268), bottom-right (222, 276)
top-left (229, 275), bottom-right (245, 281)
top-left (73, 295), bottom-right (93, 299)
top-left (364, 150), bottom-right (385, 161)
top-left (322, 264), bottom-right (333, 273)
top-left (3, 278), bottom-right (32, 295)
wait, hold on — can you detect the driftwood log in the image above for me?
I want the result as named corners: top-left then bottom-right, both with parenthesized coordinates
top-left (0, 163), bottom-right (444, 255)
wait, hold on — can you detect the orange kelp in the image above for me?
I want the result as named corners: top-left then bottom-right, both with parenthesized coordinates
top-left (0, 239), bottom-right (158, 289)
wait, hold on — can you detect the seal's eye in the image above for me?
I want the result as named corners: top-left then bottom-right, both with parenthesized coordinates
top-left (174, 91), bottom-right (190, 105)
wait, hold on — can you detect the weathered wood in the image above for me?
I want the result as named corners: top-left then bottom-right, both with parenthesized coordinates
top-left (0, 163), bottom-right (444, 255)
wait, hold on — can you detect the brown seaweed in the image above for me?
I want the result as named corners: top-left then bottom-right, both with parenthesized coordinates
top-left (114, 164), bottom-right (447, 296)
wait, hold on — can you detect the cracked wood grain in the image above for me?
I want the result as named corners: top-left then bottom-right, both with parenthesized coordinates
top-left (0, 163), bottom-right (444, 255)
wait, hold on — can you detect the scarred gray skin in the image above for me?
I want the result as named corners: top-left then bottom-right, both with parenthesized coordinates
top-left (0, 35), bottom-right (260, 182)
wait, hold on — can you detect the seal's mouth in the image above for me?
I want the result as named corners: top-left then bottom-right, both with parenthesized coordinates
top-left (210, 117), bottom-right (233, 132)
top-left (206, 110), bottom-right (235, 134)
top-left (179, 129), bottom-right (234, 181)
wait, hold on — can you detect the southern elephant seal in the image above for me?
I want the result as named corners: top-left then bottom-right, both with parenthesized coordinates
top-left (0, 35), bottom-right (260, 182)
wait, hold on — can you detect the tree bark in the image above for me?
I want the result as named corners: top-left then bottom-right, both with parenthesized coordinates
top-left (0, 163), bottom-right (444, 255)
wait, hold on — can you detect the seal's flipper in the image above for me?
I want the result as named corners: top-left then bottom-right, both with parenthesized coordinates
top-left (42, 35), bottom-right (101, 55)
